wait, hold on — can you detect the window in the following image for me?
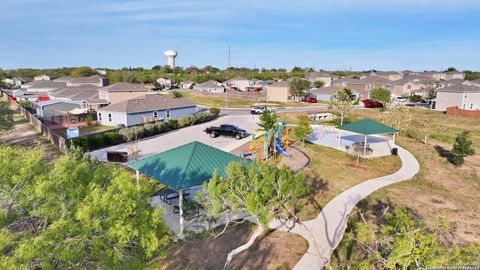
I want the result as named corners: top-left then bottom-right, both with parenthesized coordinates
top-left (166, 109), bottom-right (171, 118)
top-left (153, 111), bottom-right (158, 118)
top-left (98, 113), bottom-right (102, 121)
top-left (108, 114), bottom-right (112, 122)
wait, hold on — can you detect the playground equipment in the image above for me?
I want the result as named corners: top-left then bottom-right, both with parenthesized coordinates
top-left (241, 122), bottom-right (291, 162)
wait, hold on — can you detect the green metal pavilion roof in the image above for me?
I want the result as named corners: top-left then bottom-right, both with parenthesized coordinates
top-left (337, 119), bottom-right (399, 135)
top-left (129, 141), bottom-right (248, 191)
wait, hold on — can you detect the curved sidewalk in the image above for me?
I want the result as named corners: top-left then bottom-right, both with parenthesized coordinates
top-left (269, 146), bottom-right (420, 269)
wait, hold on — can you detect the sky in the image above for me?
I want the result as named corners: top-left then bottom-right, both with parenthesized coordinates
top-left (1, 0), bottom-right (480, 71)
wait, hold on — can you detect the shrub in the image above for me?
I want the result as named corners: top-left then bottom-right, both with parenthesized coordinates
top-left (104, 132), bottom-right (120, 146)
top-left (69, 137), bottom-right (88, 150)
top-left (119, 127), bottom-right (135, 142)
top-left (85, 114), bottom-right (93, 126)
top-left (131, 126), bottom-right (145, 140)
top-left (178, 115), bottom-right (196, 127)
top-left (167, 119), bottom-right (179, 130)
top-left (194, 112), bottom-right (214, 123)
top-left (144, 123), bottom-right (156, 136)
top-left (87, 134), bottom-right (105, 150)
top-left (409, 95), bottom-right (422, 103)
top-left (154, 121), bottom-right (169, 133)
top-left (209, 107), bottom-right (220, 117)
top-left (172, 91), bottom-right (183, 98)
top-left (18, 100), bottom-right (31, 107)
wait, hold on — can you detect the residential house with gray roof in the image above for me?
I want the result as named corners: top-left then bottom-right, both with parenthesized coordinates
top-left (98, 82), bottom-right (151, 105)
top-left (193, 80), bottom-right (225, 93)
top-left (435, 84), bottom-right (480, 111)
top-left (96, 94), bottom-right (197, 127)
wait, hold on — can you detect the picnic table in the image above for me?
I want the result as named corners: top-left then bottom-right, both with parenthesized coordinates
top-left (153, 188), bottom-right (190, 205)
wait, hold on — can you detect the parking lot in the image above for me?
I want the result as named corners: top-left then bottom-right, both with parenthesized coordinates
top-left (89, 115), bottom-right (260, 162)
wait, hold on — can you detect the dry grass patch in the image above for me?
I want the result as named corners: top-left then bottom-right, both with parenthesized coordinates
top-left (147, 222), bottom-right (307, 270)
top-left (297, 143), bottom-right (401, 220)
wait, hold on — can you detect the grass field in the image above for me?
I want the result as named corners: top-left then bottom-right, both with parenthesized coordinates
top-left (281, 107), bottom-right (480, 243)
top-left (177, 91), bottom-right (328, 109)
top-left (295, 143), bottom-right (401, 220)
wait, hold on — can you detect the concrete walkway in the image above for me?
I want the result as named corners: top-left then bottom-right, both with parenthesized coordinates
top-left (267, 146), bottom-right (420, 269)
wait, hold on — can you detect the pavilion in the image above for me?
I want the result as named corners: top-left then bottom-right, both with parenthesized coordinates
top-left (128, 141), bottom-right (248, 236)
top-left (337, 119), bottom-right (399, 156)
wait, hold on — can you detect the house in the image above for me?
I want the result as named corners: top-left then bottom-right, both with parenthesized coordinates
top-left (373, 71), bottom-right (404, 81)
top-left (36, 100), bottom-right (81, 119)
top-left (156, 77), bottom-right (173, 89)
top-left (435, 85), bottom-right (480, 111)
top-left (266, 81), bottom-right (290, 102)
top-left (193, 80), bottom-right (225, 93)
top-left (224, 77), bottom-right (252, 91)
top-left (34, 74), bottom-right (52, 81)
top-left (96, 94), bottom-right (197, 127)
top-left (445, 71), bottom-right (465, 81)
top-left (2, 77), bottom-right (32, 87)
top-left (419, 71), bottom-right (446, 81)
top-left (309, 86), bottom-right (359, 101)
top-left (48, 85), bottom-right (109, 110)
top-left (332, 76), bottom-right (394, 98)
top-left (305, 72), bottom-right (332, 86)
top-left (180, 80), bottom-right (195, 89)
top-left (392, 76), bottom-right (435, 96)
top-left (22, 80), bottom-right (67, 93)
top-left (68, 75), bottom-right (109, 87)
top-left (98, 82), bottom-right (151, 105)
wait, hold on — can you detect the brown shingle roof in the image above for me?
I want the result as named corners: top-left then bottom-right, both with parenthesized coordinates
top-left (100, 82), bottom-right (149, 92)
top-left (99, 94), bottom-right (196, 113)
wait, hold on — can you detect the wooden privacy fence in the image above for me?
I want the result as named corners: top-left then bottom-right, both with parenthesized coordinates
top-left (446, 106), bottom-right (480, 118)
top-left (4, 93), bottom-right (67, 151)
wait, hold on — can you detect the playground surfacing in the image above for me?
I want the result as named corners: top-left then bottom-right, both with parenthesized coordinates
top-left (309, 125), bottom-right (394, 158)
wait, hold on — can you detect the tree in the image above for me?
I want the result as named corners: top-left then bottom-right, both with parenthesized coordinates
top-left (0, 145), bottom-right (170, 268)
top-left (370, 88), bottom-right (391, 107)
top-left (451, 131), bottom-right (475, 166)
top-left (197, 162), bottom-right (307, 270)
top-left (258, 108), bottom-right (278, 130)
top-left (336, 207), bottom-right (450, 269)
top-left (288, 78), bottom-right (311, 100)
top-left (0, 102), bottom-right (13, 132)
top-left (329, 89), bottom-right (356, 126)
top-left (171, 90), bottom-right (183, 98)
top-left (294, 115), bottom-right (313, 146)
top-left (445, 67), bottom-right (457, 72)
top-left (379, 102), bottom-right (412, 131)
top-left (313, 80), bottom-right (325, 88)
top-left (70, 66), bottom-right (96, 77)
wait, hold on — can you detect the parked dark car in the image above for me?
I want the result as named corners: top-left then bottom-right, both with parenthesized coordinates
top-left (362, 99), bottom-right (383, 108)
top-left (204, 124), bottom-right (247, 140)
top-left (304, 97), bottom-right (318, 103)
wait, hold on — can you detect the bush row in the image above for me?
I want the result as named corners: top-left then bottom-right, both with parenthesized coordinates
top-left (69, 111), bottom-right (217, 151)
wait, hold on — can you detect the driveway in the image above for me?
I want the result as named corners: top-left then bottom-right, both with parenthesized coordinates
top-left (89, 115), bottom-right (260, 162)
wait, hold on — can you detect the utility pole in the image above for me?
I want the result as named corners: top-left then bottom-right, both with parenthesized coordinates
top-left (228, 45), bottom-right (231, 68)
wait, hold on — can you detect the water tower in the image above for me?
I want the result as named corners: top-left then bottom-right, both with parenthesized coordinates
top-left (164, 50), bottom-right (177, 68)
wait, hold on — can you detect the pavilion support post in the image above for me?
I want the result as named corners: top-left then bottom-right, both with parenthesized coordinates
top-left (179, 191), bottom-right (185, 238)
top-left (364, 135), bottom-right (367, 156)
top-left (135, 170), bottom-right (140, 185)
top-left (338, 129), bottom-right (342, 148)
top-left (392, 133), bottom-right (396, 148)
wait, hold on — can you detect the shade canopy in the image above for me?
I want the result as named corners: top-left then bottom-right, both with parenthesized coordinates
top-left (129, 141), bottom-right (248, 191)
top-left (337, 119), bottom-right (399, 135)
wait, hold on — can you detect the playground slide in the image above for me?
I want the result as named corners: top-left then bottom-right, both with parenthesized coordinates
top-left (275, 138), bottom-right (291, 157)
